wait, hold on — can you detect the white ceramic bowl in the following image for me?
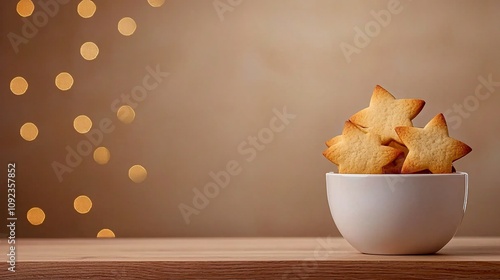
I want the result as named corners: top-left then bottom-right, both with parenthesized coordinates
top-left (326, 172), bottom-right (468, 255)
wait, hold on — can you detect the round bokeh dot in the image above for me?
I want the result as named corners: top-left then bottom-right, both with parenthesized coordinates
top-left (129, 165), bottom-right (147, 183)
top-left (73, 115), bottom-right (92, 134)
top-left (148, 0), bottom-right (165, 7)
top-left (118, 17), bottom-right (137, 36)
top-left (27, 207), bottom-right (45, 226)
top-left (10, 76), bottom-right (28, 95)
top-left (77, 0), bottom-right (96, 18)
top-left (117, 105), bottom-right (136, 124)
top-left (93, 147), bottom-right (110, 165)
top-left (55, 72), bottom-right (74, 91)
top-left (74, 195), bottom-right (92, 214)
top-left (17, 0), bottom-right (34, 17)
top-left (80, 41), bottom-right (99, 60)
top-left (97, 228), bottom-right (115, 238)
top-left (20, 122), bottom-right (39, 141)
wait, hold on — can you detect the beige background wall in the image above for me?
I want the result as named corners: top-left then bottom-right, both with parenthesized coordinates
top-left (1, 0), bottom-right (499, 238)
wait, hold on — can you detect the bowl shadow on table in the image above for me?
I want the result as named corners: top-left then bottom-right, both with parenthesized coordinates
top-left (435, 244), bottom-right (500, 257)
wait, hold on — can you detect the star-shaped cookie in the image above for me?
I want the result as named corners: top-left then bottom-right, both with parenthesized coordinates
top-left (395, 113), bottom-right (472, 173)
top-left (325, 135), bottom-right (341, 147)
top-left (349, 85), bottom-right (425, 144)
top-left (323, 121), bottom-right (402, 174)
top-left (382, 141), bottom-right (409, 174)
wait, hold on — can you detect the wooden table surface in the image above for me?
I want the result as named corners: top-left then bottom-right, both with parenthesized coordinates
top-left (2, 237), bottom-right (500, 279)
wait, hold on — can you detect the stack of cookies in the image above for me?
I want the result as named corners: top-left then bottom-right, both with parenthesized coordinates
top-left (323, 85), bottom-right (472, 174)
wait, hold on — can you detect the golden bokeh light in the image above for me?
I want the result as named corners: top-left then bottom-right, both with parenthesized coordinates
top-left (80, 41), bottom-right (99, 60)
top-left (117, 105), bottom-right (136, 124)
top-left (20, 122), bottom-right (39, 141)
top-left (16, 0), bottom-right (34, 17)
top-left (129, 165), bottom-right (147, 183)
top-left (77, 0), bottom-right (96, 18)
top-left (10, 76), bottom-right (28, 95)
top-left (55, 72), bottom-right (74, 91)
top-left (118, 17), bottom-right (137, 36)
top-left (93, 147), bottom-right (110, 165)
top-left (27, 207), bottom-right (45, 226)
top-left (74, 195), bottom-right (92, 214)
top-left (97, 228), bottom-right (115, 238)
top-left (73, 115), bottom-right (92, 134)
top-left (148, 0), bottom-right (165, 8)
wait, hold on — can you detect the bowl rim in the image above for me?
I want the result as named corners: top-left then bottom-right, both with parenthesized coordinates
top-left (325, 171), bottom-right (470, 223)
top-left (326, 171), bottom-right (468, 178)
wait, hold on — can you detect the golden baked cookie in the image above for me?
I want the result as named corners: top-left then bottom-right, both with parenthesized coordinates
top-left (395, 113), bottom-right (472, 174)
top-left (323, 121), bottom-right (402, 174)
top-left (325, 135), bottom-right (341, 147)
top-left (349, 85), bottom-right (425, 144)
top-left (382, 141), bottom-right (409, 174)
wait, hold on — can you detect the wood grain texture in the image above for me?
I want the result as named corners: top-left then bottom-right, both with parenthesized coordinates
top-left (1, 237), bottom-right (500, 279)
